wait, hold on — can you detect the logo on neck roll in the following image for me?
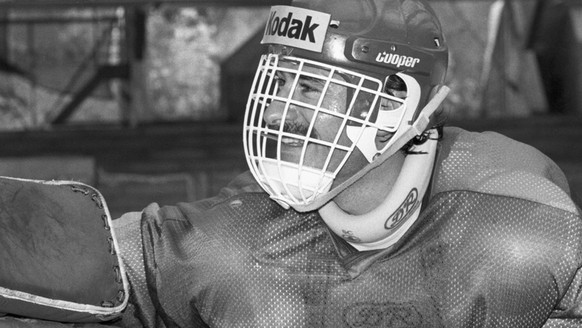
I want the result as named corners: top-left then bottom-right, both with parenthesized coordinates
top-left (261, 6), bottom-right (331, 53)
top-left (385, 188), bottom-right (420, 230)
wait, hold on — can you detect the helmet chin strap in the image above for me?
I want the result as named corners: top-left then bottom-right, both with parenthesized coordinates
top-left (318, 128), bottom-right (439, 251)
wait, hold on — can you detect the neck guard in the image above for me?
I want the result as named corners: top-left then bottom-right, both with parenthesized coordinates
top-left (318, 128), bottom-right (438, 251)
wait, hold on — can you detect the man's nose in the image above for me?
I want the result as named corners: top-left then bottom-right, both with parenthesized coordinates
top-left (264, 89), bottom-right (298, 126)
top-left (264, 101), bottom-right (299, 126)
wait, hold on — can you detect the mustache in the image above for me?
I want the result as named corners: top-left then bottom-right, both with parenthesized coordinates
top-left (267, 122), bottom-right (318, 139)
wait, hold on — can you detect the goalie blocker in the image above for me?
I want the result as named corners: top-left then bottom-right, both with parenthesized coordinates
top-left (0, 177), bottom-right (128, 323)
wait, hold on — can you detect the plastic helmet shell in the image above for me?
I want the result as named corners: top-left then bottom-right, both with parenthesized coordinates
top-left (279, 0), bottom-right (448, 119)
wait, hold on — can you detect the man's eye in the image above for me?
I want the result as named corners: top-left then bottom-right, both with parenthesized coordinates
top-left (299, 81), bottom-right (321, 95)
top-left (272, 75), bottom-right (286, 95)
top-left (274, 75), bottom-right (285, 86)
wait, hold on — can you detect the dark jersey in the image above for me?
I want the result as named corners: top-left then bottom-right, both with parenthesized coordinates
top-left (115, 127), bottom-right (582, 328)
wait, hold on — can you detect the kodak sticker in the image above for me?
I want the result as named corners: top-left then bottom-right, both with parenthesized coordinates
top-left (261, 5), bottom-right (331, 53)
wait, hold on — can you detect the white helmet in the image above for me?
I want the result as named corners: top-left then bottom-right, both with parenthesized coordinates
top-left (243, 0), bottom-right (449, 213)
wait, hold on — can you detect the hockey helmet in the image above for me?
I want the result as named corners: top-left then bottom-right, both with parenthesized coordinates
top-left (243, 0), bottom-right (448, 210)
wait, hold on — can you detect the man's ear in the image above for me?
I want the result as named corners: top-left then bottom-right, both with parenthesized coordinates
top-left (375, 129), bottom-right (393, 149)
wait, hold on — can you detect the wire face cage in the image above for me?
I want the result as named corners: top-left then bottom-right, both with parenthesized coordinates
top-left (243, 54), bottom-right (407, 208)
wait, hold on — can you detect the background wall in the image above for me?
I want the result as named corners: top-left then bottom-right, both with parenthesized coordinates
top-left (0, 116), bottom-right (579, 218)
top-left (0, 0), bottom-right (580, 216)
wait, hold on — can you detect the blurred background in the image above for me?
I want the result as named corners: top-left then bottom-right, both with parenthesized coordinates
top-left (0, 0), bottom-right (580, 217)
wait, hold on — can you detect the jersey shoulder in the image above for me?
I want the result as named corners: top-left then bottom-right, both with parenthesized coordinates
top-left (433, 126), bottom-right (577, 214)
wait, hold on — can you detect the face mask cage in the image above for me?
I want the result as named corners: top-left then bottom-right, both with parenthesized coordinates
top-left (243, 53), bottom-right (407, 208)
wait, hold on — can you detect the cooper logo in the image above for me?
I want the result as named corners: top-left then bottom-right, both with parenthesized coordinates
top-left (343, 302), bottom-right (423, 328)
top-left (265, 11), bottom-right (319, 43)
top-left (261, 6), bottom-right (330, 53)
top-left (376, 52), bottom-right (421, 68)
top-left (385, 188), bottom-right (419, 229)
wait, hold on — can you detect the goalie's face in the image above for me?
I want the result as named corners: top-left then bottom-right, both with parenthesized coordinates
top-left (243, 54), bottom-right (403, 208)
top-left (262, 59), bottom-right (361, 177)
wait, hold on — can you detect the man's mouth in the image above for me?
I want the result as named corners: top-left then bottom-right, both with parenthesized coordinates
top-left (263, 123), bottom-right (319, 147)
top-left (262, 132), bottom-right (305, 147)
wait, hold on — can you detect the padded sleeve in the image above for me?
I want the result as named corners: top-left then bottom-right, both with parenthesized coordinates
top-left (0, 176), bottom-right (129, 323)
